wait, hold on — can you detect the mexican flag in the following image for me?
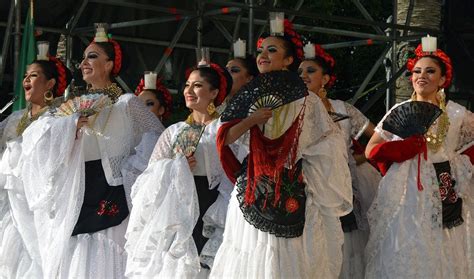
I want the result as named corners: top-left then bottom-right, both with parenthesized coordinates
top-left (13, 2), bottom-right (36, 111)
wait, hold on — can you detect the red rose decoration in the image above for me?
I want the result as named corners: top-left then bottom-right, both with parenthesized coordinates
top-left (439, 186), bottom-right (447, 200)
top-left (285, 197), bottom-right (299, 213)
top-left (96, 200), bottom-right (120, 216)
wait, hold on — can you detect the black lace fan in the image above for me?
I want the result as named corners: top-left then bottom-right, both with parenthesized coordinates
top-left (220, 71), bottom-right (308, 121)
top-left (382, 101), bottom-right (442, 139)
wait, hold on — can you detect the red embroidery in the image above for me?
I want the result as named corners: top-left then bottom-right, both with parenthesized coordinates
top-left (438, 172), bottom-right (458, 203)
top-left (97, 200), bottom-right (120, 216)
top-left (285, 197), bottom-right (299, 213)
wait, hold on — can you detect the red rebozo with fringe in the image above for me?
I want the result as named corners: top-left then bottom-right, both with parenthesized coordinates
top-left (216, 119), bottom-right (244, 184)
top-left (217, 104), bottom-right (305, 207)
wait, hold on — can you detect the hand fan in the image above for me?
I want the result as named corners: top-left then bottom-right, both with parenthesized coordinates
top-left (55, 93), bottom-right (113, 117)
top-left (382, 101), bottom-right (442, 139)
top-left (221, 70), bottom-right (308, 121)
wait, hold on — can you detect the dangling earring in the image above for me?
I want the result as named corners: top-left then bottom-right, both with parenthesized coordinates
top-left (44, 90), bottom-right (54, 105)
top-left (437, 88), bottom-right (446, 110)
top-left (207, 101), bottom-right (216, 116)
top-left (411, 90), bottom-right (417, 101)
top-left (318, 85), bottom-right (327, 99)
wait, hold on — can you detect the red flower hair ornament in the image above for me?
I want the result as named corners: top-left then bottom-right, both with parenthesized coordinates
top-left (134, 78), bottom-right (173, 119)
top-left (406, 44), bottom-right (453, 88)
top-left (184, 63), bottom-right (229, 107)
top-left (89, 23), bottom-right (122, 76)
top-left (313, 44), bottom-right (337, 88)
top-left (47, 55), bottom-right (69, 97)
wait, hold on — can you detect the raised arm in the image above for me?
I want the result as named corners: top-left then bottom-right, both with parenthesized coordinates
top-left (223, 108), bottom-right (272, 145)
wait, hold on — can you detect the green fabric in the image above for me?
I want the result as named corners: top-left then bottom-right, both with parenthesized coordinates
top-left (13, 8), bottom-right (36, 111)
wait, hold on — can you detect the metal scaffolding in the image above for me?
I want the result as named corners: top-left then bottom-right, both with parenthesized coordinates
top-left (0, 0), bottom-right (445, 112)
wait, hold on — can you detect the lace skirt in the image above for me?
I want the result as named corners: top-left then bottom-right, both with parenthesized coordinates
top-left (365, 156), bottom-right (473, 279)
top-left (58, 217), bottom-right (128, 279)
top-left (210, 187), bottom-right (344, 279)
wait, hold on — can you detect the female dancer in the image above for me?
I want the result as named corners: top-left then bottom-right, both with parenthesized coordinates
top-left (211, 20), bottom-right (352, 278)
top-left (0, 49), bottom-right (72, 277)
top-left (125, 64), bottom-right (234, 278)
top-left (5, 28), bottom-right (164, 278)
top-left (134, 73), bottom-right (173, 121)
top-left (365, 43), bottom-right (473, 278)
top-left (299, 44), bottom-right (381, 279)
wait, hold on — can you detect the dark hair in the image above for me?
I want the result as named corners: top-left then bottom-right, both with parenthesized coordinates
top-left (143, 89), bottom-right (166, 108)
top-left (94, 42), bottom-right (115, 62)
top-left (30, 60), bottom-right (72, 97)
top-left (423, 55), bottom-right (447, 76)
top-left (93, 41), bottom-right (125, 77)
top-left (195, 66), bottom-right (233, 96)
top-left (305, 56), bottom-right (333, 76)
top-left (233, 56), bottom-right (259, 78)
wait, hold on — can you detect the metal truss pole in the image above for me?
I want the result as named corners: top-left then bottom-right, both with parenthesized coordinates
top-left (0, 0), bottom-right (15, 86)
top-left (13, 0), bottom-right (21, 95)
top-left (154, 18), bottom-right (191, 74)
top-left (388, 0), bottom-right (398, 110)
top-left (248, 0), bottom-right (255, 56)
top-left (349, 46), bottom-right (390, 104)
top-left (351, 0), bottom-right (384, 35)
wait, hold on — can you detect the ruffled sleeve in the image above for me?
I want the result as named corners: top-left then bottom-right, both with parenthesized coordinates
top-left (126, 94), bottom-right (165, 147)
top-left (148, 125), bottom-right (176, 162)
top-left (19, 114), bottom-right (85, 278)
top-left (344, 102), bottom-right (370, 140)
top-left (0, 110), bottom-right (24, 153)
top-left (300, 94), bottom-right (353, 217)
top-left (125, 128), bottom-right (201, 277)
top-left (456, 109), bottom-right (474, 153)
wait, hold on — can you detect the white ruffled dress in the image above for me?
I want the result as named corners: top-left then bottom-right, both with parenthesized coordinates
top-left (365, 100), bottom-right (474, 278)
top-left (125, 119), bottom-right (233, 278)
top-left (0, 94), bottom-right (164, 278)
top-left (0, 110), bottom-right (37, 278)
top-left (329, 100), bottom-right (381, 279)
top-left (210, 94), bottom-right (353, 279)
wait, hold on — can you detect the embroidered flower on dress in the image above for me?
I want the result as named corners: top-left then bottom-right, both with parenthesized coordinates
top-left (285, 197), bottom-right (299, 213)
top-left (97, 200), bottom-right (120, 216)
top-left (438, 172), bottom-right (458, 203)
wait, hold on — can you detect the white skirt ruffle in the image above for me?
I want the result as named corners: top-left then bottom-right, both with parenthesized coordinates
top-left (59, 219), bottom-right (128, 279)
top-left (210, 188), bottom-right (344, 279)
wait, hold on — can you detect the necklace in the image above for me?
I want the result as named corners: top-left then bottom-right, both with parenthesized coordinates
top-left (185, 112), bottom-right (217, 126)
top-left (16, 105), bottom-right (48, 136)
top-left (411, 92), bottom-right (450, 152)
top-left (425, 113), bottom-right (449, 152)
top-left (87, 83), bottom-right (123, 103)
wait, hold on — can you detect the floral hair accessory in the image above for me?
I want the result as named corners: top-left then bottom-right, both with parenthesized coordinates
top-left (406, 44), bottom-right (453, 88)
top-left (210, 63), bottom-right (228, 106)
top-left (134, 76), bottom-right (173, 119)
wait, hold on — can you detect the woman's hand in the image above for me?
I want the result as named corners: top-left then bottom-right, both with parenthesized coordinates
top-left (223, 108), bottom-right (273, 146)
top-left (246, 108), bottom-right (273, 126)
top-left (353, 153), bottom-right (367, 166)
top-left (186, 155), bottom-right (197, 171)
top-left (76, 116), bottom-right (89, 138)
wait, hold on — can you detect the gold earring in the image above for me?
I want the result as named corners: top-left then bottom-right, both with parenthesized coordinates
top-left (207, 102), bottom-right (216, 116)
top-left (44, 90), bottom-right (54, 104)
top-left (318, 85), bottom-right (327, 99)
top-left (437, 88), bottom-right (446, 110)
top-left (411, 90), bottom-right (417, 101)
